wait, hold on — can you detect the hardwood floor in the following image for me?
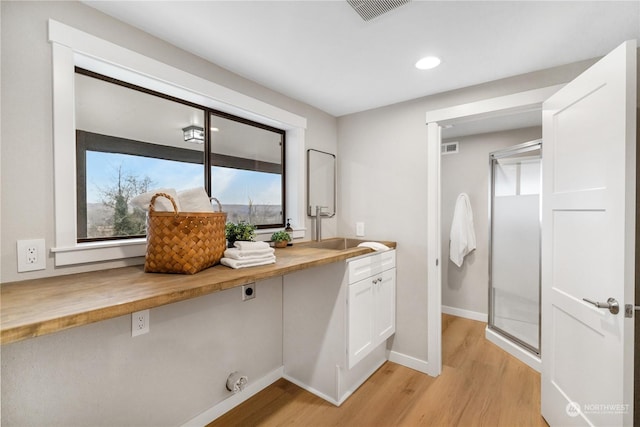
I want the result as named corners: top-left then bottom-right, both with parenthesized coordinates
top-left (208, 315), bottom-right (548, 426)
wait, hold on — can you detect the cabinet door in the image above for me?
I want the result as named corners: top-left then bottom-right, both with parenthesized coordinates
top-left (348, 278), bottom-right (374, 369)
top-left (374, 268), bottom-right (396, 343)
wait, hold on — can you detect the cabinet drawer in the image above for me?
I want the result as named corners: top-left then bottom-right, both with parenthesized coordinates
top-left (348, 250), bottom-right (396, 284)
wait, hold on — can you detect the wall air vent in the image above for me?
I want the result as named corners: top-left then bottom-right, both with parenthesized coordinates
top-left (347, 0), bottom-right (411, 21)
top-left (441, 141), bottom-right (459, 155)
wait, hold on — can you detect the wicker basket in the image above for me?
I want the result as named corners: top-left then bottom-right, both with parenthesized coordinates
top-left (144, 193), bottom-right (227, 274)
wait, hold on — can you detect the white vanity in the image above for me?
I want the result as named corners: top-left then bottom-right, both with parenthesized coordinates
top-left (283, 249), bottom-right (396, 405)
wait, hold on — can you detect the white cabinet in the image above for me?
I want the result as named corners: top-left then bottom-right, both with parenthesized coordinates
top-left (283, 249), bottom-right (396, 406)
top-left (347, 252), bottom-right (396, 369)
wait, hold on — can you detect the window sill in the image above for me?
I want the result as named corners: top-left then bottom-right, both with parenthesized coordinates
top-left (51, 229), bottom-right (307, 267)
top-left (51, 238), bottom-right (146, 266)
top-left (255, 227), bottom-right (306, 240)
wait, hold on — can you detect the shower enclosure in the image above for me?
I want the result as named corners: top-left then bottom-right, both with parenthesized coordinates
top-left (488, 140), bottom-right (542, 355)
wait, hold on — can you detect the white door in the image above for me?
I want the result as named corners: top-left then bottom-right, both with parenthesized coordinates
top-left (541, 40), bottom-right (636, 426)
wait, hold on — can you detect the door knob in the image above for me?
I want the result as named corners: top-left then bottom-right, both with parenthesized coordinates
top-left (583, 297), bottom-right (620, 315)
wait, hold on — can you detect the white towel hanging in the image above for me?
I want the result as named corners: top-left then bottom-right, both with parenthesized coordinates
top-left (449, 193), bottom-right (476, 267)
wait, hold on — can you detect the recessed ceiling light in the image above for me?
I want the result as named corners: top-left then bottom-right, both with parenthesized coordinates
top-left (415, 56), bottom-right (441, 70)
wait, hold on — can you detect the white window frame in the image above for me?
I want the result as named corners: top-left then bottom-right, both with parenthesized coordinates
top-left (49, 20), bottom-right (307, 266)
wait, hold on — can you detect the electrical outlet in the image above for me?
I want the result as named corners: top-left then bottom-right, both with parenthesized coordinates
top-left (356, 222), bottom-right (365, 237)
top-left (17, 239), bottom-right (46, 272)
top-left (27, 247), bottom-right (37, 264)
top-left (131, 309), bottom-right (150, 337)
top-left (242, 283), bottom-right (256, 301)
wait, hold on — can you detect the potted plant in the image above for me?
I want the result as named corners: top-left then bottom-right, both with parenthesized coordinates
top-left (225, 221), bottom-right (256, 248)
top-left (270, 230), bottom-right (291, 248)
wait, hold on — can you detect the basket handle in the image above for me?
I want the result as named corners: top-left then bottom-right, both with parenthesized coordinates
top-left (149, 192), bottom-right (179, 215)
top-left (210, 197), bottom-right (223, 212)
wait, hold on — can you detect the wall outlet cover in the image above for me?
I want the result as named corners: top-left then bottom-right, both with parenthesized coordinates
top-left (131, 309), bottom-right (150, 337)
top-left (16, 239), bottom-right (46, 272)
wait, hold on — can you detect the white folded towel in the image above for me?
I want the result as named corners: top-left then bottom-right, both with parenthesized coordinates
top-left (130, 187), bottom-right (219, 213)
top-left (233, 241), bottom-right (271, 251)
top-left (224, 247), bottom-right (275, 260)
top-left (357, 242), bottom-right (390, 251)
top-left (131, 188), bottom-right (180, 212)
top-left (177, 187), bottom-right (215, 212)
top-left (220, 255), bottom-right (276, 269)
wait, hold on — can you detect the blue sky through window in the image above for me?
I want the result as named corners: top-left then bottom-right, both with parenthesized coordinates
top-left (86, 151), bottom-right (281, 206)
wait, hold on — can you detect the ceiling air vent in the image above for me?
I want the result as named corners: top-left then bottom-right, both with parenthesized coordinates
top-left (347, 0), bottom-right (411, 21)
top-left (441, 142), bottom-right (459, 155)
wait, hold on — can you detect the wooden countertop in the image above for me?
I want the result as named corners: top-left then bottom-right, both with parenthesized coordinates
top-left (1, 239), bottom-right (395, 345)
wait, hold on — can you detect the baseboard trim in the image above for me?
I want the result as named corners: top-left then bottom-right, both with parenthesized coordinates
top-left (442, 305), bottom-right (487, 322)
top-left (181, 366), bottom-right (284, 427)
top-left (335, 357), bottom-right (387, 406)
top-left (282, 373), bottom-right (341, 406)
top-left (181, 351), bottom-right (436, 425)
top-left (387, 350), bottom-right (433, 376)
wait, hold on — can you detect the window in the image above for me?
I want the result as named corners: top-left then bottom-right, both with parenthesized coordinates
top-left (494, 157), bottom-right (541, 197)
top-left (75, 69), bottom-right (285, 242)
top-left (210, 112), bottom-right (284, 226)
top-left (50, 19), bottom-right (306, 266)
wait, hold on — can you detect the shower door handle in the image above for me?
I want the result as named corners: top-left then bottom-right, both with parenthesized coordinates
top-left (583, 297), bottom-right (620, 315)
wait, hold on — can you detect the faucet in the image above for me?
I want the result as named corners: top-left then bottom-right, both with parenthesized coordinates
top-left (315, 206), bottom-right (329, 241)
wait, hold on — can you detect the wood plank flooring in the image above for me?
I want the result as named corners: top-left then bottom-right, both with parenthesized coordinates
top-left (208, 315), bottom-right (548, 426)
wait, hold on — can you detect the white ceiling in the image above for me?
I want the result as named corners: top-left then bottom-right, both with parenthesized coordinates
top-left (84, 1), bottom-right (639, 117)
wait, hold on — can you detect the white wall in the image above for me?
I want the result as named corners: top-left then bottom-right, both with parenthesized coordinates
top-left (2, 278), bottom-right (283, 427)
top-left (337, 68), bottom-right (591, 365)
top-left (0, 2), bottom-right (336, 426)
top-left (441, 127), bottom-right (541, 317)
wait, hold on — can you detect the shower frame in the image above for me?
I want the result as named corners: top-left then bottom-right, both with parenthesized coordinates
top-left (487, 139), bottom-right (542, 356)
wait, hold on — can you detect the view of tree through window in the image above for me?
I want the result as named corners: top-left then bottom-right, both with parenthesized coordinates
top-left (75, 69), bottom-right (285, 242)
top-left (84, 151), bottom-right (202, 239)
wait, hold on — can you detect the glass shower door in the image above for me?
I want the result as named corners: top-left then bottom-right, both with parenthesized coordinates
top-left (489, 140), bottom-right (541, 355)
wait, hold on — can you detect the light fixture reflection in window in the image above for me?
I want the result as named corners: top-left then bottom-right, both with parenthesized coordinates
top-left (182, 125), bottom-right (205, 144)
